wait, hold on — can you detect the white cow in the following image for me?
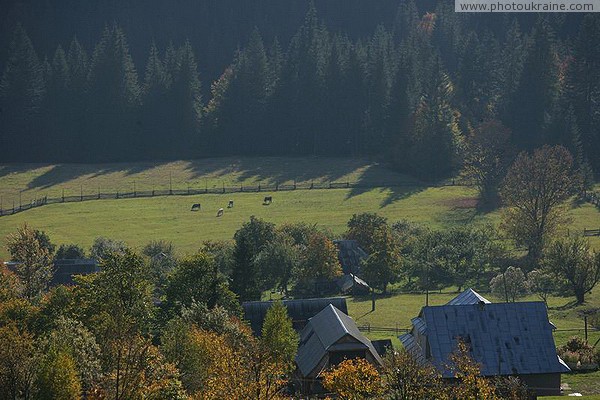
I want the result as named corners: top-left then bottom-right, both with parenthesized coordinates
top-left (216, 208), bottom-right (224, 217)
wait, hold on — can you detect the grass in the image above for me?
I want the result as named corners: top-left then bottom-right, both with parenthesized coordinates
top-left (0, 157), bottom-right (599, 393)
top-left (0, 158), bottom-right (598, 259)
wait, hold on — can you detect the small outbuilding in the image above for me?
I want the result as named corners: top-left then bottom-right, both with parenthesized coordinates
top-left (294, 304), bottom-right (383, 395)
top-left (399, 289), bottom-right (570, 396)
top-left (333, 239), bottom-right (368, 275)
top-left (52, 258), bottom-right (99, 285)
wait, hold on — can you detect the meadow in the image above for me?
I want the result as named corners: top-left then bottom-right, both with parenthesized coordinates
top-left (1, 157), bottom-right (599, 395)
top-left (0, 157), bottom-right (598, 259)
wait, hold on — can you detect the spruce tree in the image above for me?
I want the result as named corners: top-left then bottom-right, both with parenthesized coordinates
top-left (509, 17), bottom-right (558, 150)
top-left (0, 24), bottom-right (45, 161)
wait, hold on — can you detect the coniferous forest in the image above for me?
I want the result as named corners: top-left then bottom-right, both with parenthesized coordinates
top-left (1, 1), bottom-right (599, 182)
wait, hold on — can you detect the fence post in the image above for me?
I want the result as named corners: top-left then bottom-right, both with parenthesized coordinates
top-left (294, 180), bottom-right (296, 190)
top-left (116, 191), bottom-right (119, 199)
top-left (187, 184), bottom-right (190, 195)
top-left (62, 188), bottom-right (65, 203)
top-left (97, 187), bottom-right (100, 199)
top-left (276, 183), bottom-right (279, 191)
top-left (222, 182), bottom-right (225, 194)
top-left (134, 181), bottom-right (137, 197)
top-left (258, 184), bottom-right (261, 192)
top-left (80, 185), bottom-right (83, 201)
top-left (585, 316), bottom-right (588, 343)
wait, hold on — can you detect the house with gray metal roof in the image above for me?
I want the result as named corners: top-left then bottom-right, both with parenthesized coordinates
top-left (333, 239), bottom-right (368, 275)
top-left (399, 289), bottom-right (569, 396)
top-left (242, 297), bottom-right (348, 335)
top-left (294, 304), bottom-right (383, 394)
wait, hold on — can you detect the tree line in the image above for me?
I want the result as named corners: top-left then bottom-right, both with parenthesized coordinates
top-left (1, 3), bottom-right (599, 182)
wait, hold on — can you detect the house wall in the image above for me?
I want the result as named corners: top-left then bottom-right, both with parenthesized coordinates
top-left (519, 373), bottom-right (562, 396)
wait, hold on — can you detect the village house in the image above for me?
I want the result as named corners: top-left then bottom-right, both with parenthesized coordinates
top-left (400, 289), bottom-right (570, 396)
top-left (294, 304), bottom-right (383, 395)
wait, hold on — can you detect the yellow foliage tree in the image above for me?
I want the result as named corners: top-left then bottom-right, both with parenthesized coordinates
top-left (448, 341), bottom-right (498, 400)
top-left (321, 358), bottom-right (383, 400)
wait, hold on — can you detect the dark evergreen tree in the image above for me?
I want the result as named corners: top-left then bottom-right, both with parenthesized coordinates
top-left (140, 42), bottom-right (171, 159)
top-left (165, 40), bottom-right (202, 158)
top-left (0, 24), bottom-right (45, 161)
top-left (86, 25), bottom-right (141, 161)
top-left (509, 17), bottom-right (558, 150)
top-left (567, 14), bottom-right (600, 172)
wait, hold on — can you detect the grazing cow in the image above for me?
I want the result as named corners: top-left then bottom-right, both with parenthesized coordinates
top-left (263, 196), bottom-right (272, 205)
top-left (217, 208), bottom-right (224, 217)
top-left (191, 203), bottom-right (201, 211)
top-left (228, 200), bottom-right (234, 208)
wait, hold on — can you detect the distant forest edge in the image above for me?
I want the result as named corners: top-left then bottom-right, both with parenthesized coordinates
top-left (1, 1), bottom-right (599, 182)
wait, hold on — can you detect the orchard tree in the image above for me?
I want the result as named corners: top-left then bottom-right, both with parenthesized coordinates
top-left (6, 224), bottom-right (54, 301)
top-left (448, 340), bottom-right (498, 400)
top-left (490, 266), bottom-right (528, 303)
top-left (346, 213), bottom-right (388, 253)
top-left (55, 244), bottom-right (86, 260)
top-left (362, 225), bottom-right (402, 293)
top-left (500, 145), bottom-right (579, 265)
top-left (294, 231), bottom-right (342, 295)
top-left (527, 269), bottom-right (558, 305)
top-left (544, 237), bottom-right (600, 304)
top-left (254, 233), bottom-right (300, 295)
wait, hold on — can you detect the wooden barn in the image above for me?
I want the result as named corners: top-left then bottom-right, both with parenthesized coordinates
top-left (400, 289), bottom-right (570, 396)
top-left (294, 304), bottom-right (383, 395)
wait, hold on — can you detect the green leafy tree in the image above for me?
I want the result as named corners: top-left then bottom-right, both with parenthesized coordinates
top-left (254, 233), bottom-right (300, 295)
top-left (55, 244), bottom-right (86, 260)
top-left (464, 120), bottom-right (514, 206)
top-left (164, 252), bottom-right (239, 317)
top-left (231, 216), bottom-right (276, 301)
top-left (0, 324), bottom-right (38, 400)
top-left (544, 237), bottom-right (600, 304)
top-left (527, 269), bottom-right (557, 305)
top-left (260, 301), bottom-right (298, 371)
top-left (89, 236), bottom-right (127, 260)
top-left (6, 224), bottom-right (54, 301)
top-left (362, 225), bottom-right (402, 293)
top-left (490, 266), bottom-right (528, 303)
top-left (500, 145), bottom-right (578, 265)
top-left (346, 213), bottom-right (388, 253)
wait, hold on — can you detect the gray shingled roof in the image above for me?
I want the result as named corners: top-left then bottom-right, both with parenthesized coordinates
top-left (242, 297), bottom-right (348, 335)
top-left (334, 240), bottom-right (368, 275)
top-left (446, 288), bottom-right (491, 306)
top-left (295, 304), bottom-right (383, 377)
top-left (422, 302), bottom-right (570, 377)
top-left (399, 333), bottom-right (427, 365)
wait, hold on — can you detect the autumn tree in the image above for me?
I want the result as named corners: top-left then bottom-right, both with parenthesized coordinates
top-left (36, 348), bottom-right (82, 400)
top-left (490, 266), bottom-right (528, 303)
top-left (381, 349), bottom-right (446, 400)
top-left (0, 324), bottom-right (38, 400)
top-left (261, 301), bottom-right (298, 371)
top-left (322, 358), bottom-right (383, 400)
top-left (544, 236), bottom-right (600, 304)
top-left (254, 233), bottom-right (300, 295)
top-left (500, 145), bottom-right (578, 265)
top-left (6, 224), bottom-right (54, 301)
top-left (464, 120), bottom-right (514, 206)
top-left (293, 230), bottom-right (342, 295)
top-left (448, 340), bottom-right (498, 400)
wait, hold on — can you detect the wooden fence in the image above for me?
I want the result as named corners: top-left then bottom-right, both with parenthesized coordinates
top-left (0, 178), bottom-right (471, 218)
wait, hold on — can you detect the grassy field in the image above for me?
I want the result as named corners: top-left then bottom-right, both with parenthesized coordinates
top-left (0, 157), bottom-right (599, 394)
top-left (0, 157), bottom-right (598, 258)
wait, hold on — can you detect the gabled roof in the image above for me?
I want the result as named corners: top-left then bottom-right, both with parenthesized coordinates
top-left (242, 297), bottom-right (348, 335)
top-left (334, 240), bottom-right (368, 275)
top-left (446, 288), bottom-right (491, 306)
top-left (296, 304), bottom-right (383, 377)
top-left (421, 302), bottom-right (570, 377)
top-left (399, 333), bottom-right (427, 365)
top-left (337, 273), bottom-right (370, 293)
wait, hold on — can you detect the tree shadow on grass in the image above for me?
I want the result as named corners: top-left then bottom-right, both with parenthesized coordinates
top-left (549, 299), bottom-right (579, 311)
top-left (0, 164), bottom-right (47, 180)
top-left (26, 162), bottom-right (167, 190)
